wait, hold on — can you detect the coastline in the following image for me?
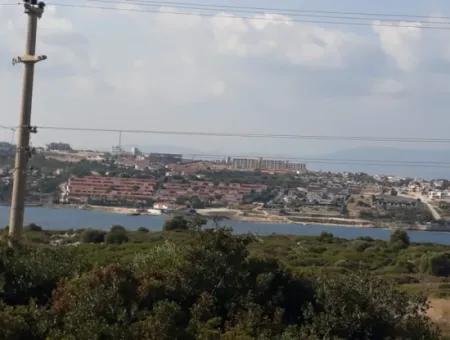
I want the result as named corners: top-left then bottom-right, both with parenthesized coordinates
top-left (6, 203), bottom-right (449, 232)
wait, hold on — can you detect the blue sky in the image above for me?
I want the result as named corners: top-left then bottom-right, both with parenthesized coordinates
top-left (1, 0), bottom-right (450, 175)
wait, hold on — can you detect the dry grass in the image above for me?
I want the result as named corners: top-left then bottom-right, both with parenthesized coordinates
top-left (428, 298), bottom-right (450, 337)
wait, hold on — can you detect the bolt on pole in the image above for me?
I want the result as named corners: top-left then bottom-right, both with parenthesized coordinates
top-left (9, 0), bottom-right (46, 244)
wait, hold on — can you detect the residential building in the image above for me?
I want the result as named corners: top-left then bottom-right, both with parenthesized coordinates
top-left (46, 142), bottom-right (72, 152)
top-left (63, 176), bottom-right (156, 205)
top-left (373, 195), bottom-right (420, 209)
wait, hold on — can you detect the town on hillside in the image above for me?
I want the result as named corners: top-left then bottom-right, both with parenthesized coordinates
top-left (1, 141), bottom-right (449, 230)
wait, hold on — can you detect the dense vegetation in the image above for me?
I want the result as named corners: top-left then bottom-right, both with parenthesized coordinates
top-left (1, 223), bottom-right (449, 339)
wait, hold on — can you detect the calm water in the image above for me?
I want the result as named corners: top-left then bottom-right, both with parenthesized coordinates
top-left (1, 206), bottom-right (450, 245)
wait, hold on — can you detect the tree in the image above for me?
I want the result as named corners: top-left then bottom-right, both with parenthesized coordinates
top-left (163, 216), bottom-right (190, 231)
top-left (190, 196), bottom-right (205, 209)
top-left (390, 229), bottom-right (410, 248)
top-left (137, 227), bottom-right (149, 233)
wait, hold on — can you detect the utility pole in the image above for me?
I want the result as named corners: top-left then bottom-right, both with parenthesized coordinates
top-left (9, 0), bottom-right (46, 244)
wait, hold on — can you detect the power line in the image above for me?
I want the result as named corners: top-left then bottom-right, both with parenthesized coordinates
top-left (44, 3), bottom-right (450, 30)
top-left (90, 0), bottom-right (450, 26)
top-left (2, 124), bottom-right (447, 169)
top-left (0, 125), bottom-right (15, 130)
top-left (102, 0), bottom-right (450, 21)
top-left (34, 125), bottom-right (450, 144)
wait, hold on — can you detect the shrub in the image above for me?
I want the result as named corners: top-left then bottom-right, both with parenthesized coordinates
top-left (80, 229), bottom-right (105, 244)
top-left (131, 300), bottom-right (186, 339)
top-left (25, 223), bottom-right (43, 232)
top-left (421, 252), bottom-right (450, 277)
top-left (105, 231), bottom-right (129, 245)
top-left (163, 216), bottom-right (189, 231)
top-left (50, 265), bottom-right (138, 339)
top-left (359, 210), bottom-right (375, 219)
top-left (137, 227), bottom-right (149, 233)
top-left (0, 246), bottom-right (81, 305)
top-left (302, 274), bottom-right (440, 339)
top-left (318, 232), bottom-right (334, 243)
top-left (110, 225), bottom-right (126, 233)
top-left (351, 240), bottom-right (371, 252)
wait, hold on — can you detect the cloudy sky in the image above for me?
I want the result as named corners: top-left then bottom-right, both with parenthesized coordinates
top-left (1, 0), bottom-right (450, 174)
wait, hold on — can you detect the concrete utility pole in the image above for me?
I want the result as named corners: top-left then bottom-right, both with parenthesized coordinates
top-left (9, 0), bottom-right (46, 243)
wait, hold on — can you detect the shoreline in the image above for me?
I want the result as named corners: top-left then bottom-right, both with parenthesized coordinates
top-left (2, 203), bottom-right (448, 233)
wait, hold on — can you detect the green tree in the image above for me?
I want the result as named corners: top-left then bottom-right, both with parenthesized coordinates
top-left (390, 229), bottom-right (410, 248)
top-left (163, 216), bottom-right (190, 231)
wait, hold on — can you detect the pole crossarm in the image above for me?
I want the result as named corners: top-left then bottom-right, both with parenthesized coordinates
top-left (12, 55), bottom-right (47, 65)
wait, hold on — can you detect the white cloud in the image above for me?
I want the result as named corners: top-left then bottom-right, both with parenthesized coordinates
top-left (373, 21), bottom-right (422, 71)
top-left (211, 13), bottom-right (362, 68)
top-left (3, 3), bottom-right (450, 159)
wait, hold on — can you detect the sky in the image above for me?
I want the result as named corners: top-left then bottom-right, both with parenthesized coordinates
top-left (1, 0), bottom-right (450, 176)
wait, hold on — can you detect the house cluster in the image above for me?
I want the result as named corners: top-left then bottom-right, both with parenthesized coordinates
top-left (62, 175), bottom-right (267, 208)
top-left (406, 179), bottom-right (450, 201)
top-left (268, 172), bottom-right (364, 209)
top-left (157, 181), bottom-right (267, 206)
top-left (62, 176), bottom-right (157, 205)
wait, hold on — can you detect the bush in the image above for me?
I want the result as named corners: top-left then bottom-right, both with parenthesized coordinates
top-left (164, 216), bottom-right (189, 231)
top-left (80, 229), bottom-right (105, 244)
top-left (137, 227), bottom-right (149, 233)
top-left (421, 252), bottom-right (450, 277)
top-left (50, 265), bottom-right (138, 339)
top-left (302, 274), bottom-right (439, 339)
top-left (163, 216), bottom-right (202, 231)
top-left (105, 231), bottom-right (129, 245)
top-left (25, 223), bottom-right (43, 232)
top-left (0, 246), bottom-right (81, 305)
top-left (359, 210), bottom-right (375, 219)
top-left (0, 229), bottom-right (440, 339)
top-left (110, 225), bottom-right (126, 233)
top-left (318, 232), bottom-right (334, 243)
